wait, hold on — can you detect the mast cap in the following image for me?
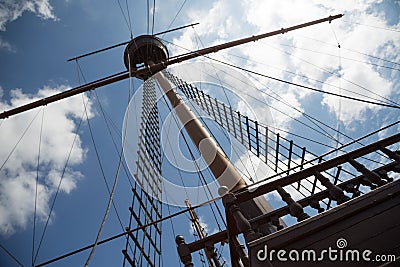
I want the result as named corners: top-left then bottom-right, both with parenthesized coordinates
top-left (123, 35), bottom-right (169, 79)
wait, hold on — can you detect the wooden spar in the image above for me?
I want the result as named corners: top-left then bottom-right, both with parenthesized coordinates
top-left (66, 22), bottom-right (200, 62)
top-left (0, 71), bottom-right (130, 119)
top-left (0, 14), bottom-right (343, 120)
top-left (185, 199), bottom-right (221, 267)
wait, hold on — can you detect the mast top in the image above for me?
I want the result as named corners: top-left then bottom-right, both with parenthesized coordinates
top-left (123, 35), bottom-right (169, 80)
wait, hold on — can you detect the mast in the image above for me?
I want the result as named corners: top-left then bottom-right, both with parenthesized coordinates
top-left (152, 66), bottom-right (276, 229)
top-left (185, 199), bottom-right (222, 267)
top-left (121, 34), bottom-right (277, 236)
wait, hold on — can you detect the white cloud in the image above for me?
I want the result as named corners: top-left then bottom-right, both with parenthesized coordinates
top-left (0, 36), bottom-right (14, 51)
top-left (233, 148), bottom-right (271, 184)
top-left (322, 61), bottom-right (393, 126)
top-left (188, 215), bottom-right (218, 236)
top-left (243, 1), bottom-right (398, 127)
top-left (0, 0), bottom-right (57, 31)
top-left (168, 0), bottom-right (399, 137)
top-left (318, 11), bottom-right (399, 125)
top-left (0, 85), bottom-right (93, 236)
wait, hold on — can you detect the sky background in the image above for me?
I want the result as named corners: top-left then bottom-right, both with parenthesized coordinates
top-left (0, 0), bottom-right (399, 266)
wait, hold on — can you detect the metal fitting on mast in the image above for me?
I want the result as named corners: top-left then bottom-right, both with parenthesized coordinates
top-left (123, 35), bottom-right (169, 80)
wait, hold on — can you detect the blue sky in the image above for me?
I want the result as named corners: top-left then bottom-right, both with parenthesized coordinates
top-left (0, 0), bottom-right (399, 266)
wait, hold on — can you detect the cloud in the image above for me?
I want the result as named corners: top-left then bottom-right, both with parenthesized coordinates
top-left (0, 85), bottom-right (93, 236)
top-left (0, 0), bottom-right (57, 31)
top-left (168, 0), bottom-right (399, 138)
top-left (0, 36), bottom-right (14, 51)
top-left (243, 0), bottom-right (398, 128)
top-left (188, 215), bottom-right (218, 236)
top-left (319, 12), bottom-right (399, 126)
top-left (322, 61), bottom-right (393, 126)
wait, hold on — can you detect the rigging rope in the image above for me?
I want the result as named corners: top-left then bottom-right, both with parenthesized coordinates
top-left (162, 0), bottom-right (187, 38)
top-left (83, 53), bottom-right (135, 267)
top-left (225, 51), bottom-right (398, 109)
top-left (156, 78), bottom-right (226, 228)
top-left (34, 195), bottom-right (223, 267)
top-left (147, 0), bottom-right (150, 34)
top-left (122, 84), bottom-right (141, 267)
top-left (166, 72), bottom-right (327, 222)
top-left (168, 71), bottom-right (388, 192)
top-left (0, 243), bottom-right (24, 267)
top-left (33, 102), bottom-right (86, 264)
top-left (331, 24), bottom-right (343, 156)
top-left (83, 131), bottom-right (122, 265)
top-left (209, 56), bottom-right (400, 109)
top-left (92, 90), bottom-right (135, 188)
top-left (192, 27), bottom-right (235, 108)
top-left (75, 60), bottom-right (128, 233)
top-left (342, 19), bottom-right (400, 33)
top-left (125, 0), bottom-right (133, 38)
top-left (279, 43), bottom-right (400, 72)
top-left (76, 69), bottom-right (138, 266)
top-left (245, 73), bottom-right (390, 165)
top-left (185, 91), bottom-right (256, 183)
top-left (162, 38), bottom-right (399, 161)
top-left (293, 33), bottom-right (400, 67)
top-left (208, 55), bottom-right (398, 164)
top-left (151, 0), bottom-right (156, 35)
top-left (162, 192), bottom-right (184, 267)
top-left (80, 98), bottom-right (123, 267)
top-left (245, 119), bottom-right (400, 191)
top-left (191, 27), bottom-right (261, 182)
top-left (158, 97), bottom-right (190, 200)
top-left (32, 107), bottom-right (45, 267)
top-left (265, 42), bottom-right (400, 107)
top-left (83, 92), bottom-right (128, 230)
top-left (0, 108), bottom-right (41, 172)
top-left (192, 54), bottom-right (343, 145)
top-left (116, 0), bottom-right (132, 37)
